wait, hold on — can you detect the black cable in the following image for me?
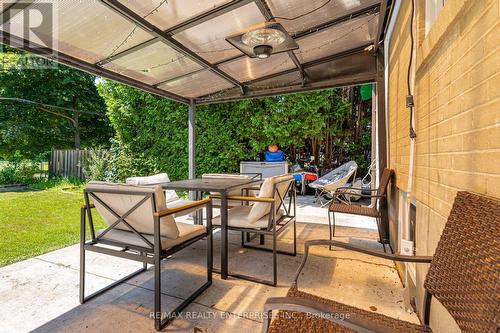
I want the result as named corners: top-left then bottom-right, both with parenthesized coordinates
top-left (408, 0), bottom-right (416, 139)
top-left (271, 0), bottom-right (332, 21)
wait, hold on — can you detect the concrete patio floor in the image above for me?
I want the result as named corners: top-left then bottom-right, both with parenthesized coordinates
top-left (0, 212), bottom-right (418, 333)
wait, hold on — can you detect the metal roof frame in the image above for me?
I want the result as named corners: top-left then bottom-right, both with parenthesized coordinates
top-left (0, 0), bottom-right (392, 105)
top-left (158, 2), bottom-right (380, 86)
top-left (100, 0), bottom-right (245, 95)
top-left (196, 45), bottom-right (377, 104)
top-left (0, 31), bottom-right (190, 104)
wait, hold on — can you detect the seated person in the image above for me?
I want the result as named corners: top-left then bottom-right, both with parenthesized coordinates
top-left (264, 144), bottom-right (285, 162)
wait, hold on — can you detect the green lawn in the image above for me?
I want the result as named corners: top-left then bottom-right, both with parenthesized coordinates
top-left (0, 182), bottom-right (105, 267)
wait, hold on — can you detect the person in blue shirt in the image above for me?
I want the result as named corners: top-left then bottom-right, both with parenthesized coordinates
top-left (264, 144), bottom-right (285, 162)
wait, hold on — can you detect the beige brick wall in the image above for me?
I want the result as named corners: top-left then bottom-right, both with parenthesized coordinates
top-left (387, 0), bottom-right (499, 331)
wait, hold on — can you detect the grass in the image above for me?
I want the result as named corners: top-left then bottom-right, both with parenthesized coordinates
top-left (0, 180), bottom-right (105, 267)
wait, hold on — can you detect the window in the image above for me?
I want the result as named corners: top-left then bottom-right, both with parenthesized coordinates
top-left (425, 0), bottom-right (447, 35)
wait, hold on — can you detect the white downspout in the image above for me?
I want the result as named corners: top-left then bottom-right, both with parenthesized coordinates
top-left (384, 0), bottom-right (401, 174)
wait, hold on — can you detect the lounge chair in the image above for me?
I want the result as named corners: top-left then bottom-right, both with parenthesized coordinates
top-left (262, 191), bottom-right (500, 333)
top-left (210, 174), bottom-right (297, 286)
top-left (126, 173), bottom-right (197, 217)
top-left (329, 168), bottom-right (394, 252)
top-left (80, 181), bottom-right (213, 331)
top-left (308, 161), bottom-right (358, 207)
top-left (337, 159), bottom-right (378, 204)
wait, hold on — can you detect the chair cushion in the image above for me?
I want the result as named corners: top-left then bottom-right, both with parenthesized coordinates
top-left (125, 172), bottom-right (179, 203)
top-left (248, 174), bottom-right (293, 223)
top-left (212, 206), bottom-right (284, 229)
top-left (329, 202), bottom-right (378, 217)
top-left (167, 199), bottom-right (198, 217)
top-left (202, 173), bottom-right (257, 196)
top-left (97, 222), bottom-right (206, 250)
top-left (86, 181), bottom-right (179, 239)
top-left (269, 288), bottom-right (431, 333)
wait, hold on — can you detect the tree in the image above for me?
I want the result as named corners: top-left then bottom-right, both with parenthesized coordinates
top-left (97, 79), bottom-right (371, 181)
top-left (0, 46), bottom-right (112, 159)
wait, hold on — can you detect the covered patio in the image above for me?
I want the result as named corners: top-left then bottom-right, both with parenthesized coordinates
top-left (0, 0), bottom-right (390, 183)
top-left (1, 216), bottom-right (412, 333)
top-left (1, 0), bottom-right (499, 332)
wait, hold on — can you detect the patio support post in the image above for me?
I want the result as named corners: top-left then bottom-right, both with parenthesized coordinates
top-left (375, 50), bottom-right (391, 248)
top-left (375, 51), bottom-right (388, 179)
top-left (188, 99), bottom-right (196, 200)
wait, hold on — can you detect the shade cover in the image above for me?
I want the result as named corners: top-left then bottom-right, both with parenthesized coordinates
top-left (0, 0), bottom-right (387, 104)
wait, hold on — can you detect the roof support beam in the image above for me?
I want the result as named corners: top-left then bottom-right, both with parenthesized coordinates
top-left (196, 72), bottom-right (375, 105)
top-left (253, 0), bottom-right (308, 85)
top-left (245, 44), bottom-right (372, 85)
top-left (96, 38), bottom-right (159, 66)
top-left (194, 44), bottom-right (374, 103)
top-left (374, 0), bottom-right (390, 53)
top-left (1, 31), bottom-right (189, 104)
top-left (99, 0), bottom-right (245, 94)
top-left (292, 3), bottom-right (380, 40)
top-left (96, 0), bottom-right (253, 66)
top-left (212, 3), bottom-right (380, 66)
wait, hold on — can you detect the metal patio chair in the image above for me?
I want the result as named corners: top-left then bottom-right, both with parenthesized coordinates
top-left (309, 161), bottom-right (358, 207)
top-left (80, 181), bottom-right (213, 331)
top-left (211, 174), bottom-right (297, 286)
top-left (329, 168), bottom-right (394, 252)
top-left (262, 191), bottom-right (500, 333)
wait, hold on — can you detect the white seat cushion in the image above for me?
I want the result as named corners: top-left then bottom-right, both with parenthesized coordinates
top-left (97, 222), bottom-right (206, 249)
top-left (126, 173), bottom-right (179, 203)
top-left (212, 206), bottom-right (284, 229)
top-left (167, 199), bottom-right (198, 217)
top-left (248, 174), bottom-right (293, 223)
top-left (86, 181), bottom-right (179, 239)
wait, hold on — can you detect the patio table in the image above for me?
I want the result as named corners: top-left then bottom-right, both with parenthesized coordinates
top-left (161, 177), bottom-right (262, 280)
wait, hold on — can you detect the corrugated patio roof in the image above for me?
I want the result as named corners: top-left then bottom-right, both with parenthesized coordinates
top-left (0, 0), bottom-right (393, 104)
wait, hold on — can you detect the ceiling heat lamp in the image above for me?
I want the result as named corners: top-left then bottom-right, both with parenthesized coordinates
top-left (225, 22), bottom-right (298, 59)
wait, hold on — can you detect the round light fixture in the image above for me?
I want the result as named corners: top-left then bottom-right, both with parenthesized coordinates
top-left (253, 45), bottom-right (273, 59)
top-left (241, 28), bottom-right (286, 58)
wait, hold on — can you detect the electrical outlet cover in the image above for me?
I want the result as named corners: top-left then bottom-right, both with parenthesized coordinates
top-left (401, 239), bottom-right (414, 256)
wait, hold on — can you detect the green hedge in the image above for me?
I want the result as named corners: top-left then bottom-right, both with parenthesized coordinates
top-left (95, 81), bottom-right (370, 181)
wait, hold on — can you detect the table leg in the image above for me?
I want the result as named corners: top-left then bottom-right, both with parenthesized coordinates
top-left (196, 190), bottom-right (203, 225)
top-left (220, 192), bottom-right (228, 279)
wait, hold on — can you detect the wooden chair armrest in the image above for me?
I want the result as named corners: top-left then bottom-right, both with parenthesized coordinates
top-left (154, 198), bottom-right (211, 217)
top-left (210, 194), bottom-right (274, 203)
top-left (262, 296), bottom-right (384, 333)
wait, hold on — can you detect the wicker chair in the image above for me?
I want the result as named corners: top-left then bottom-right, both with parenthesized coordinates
top-left (262, 191), bottom-right (500, 333)
top-left (329, 168), bottom-right (394, 252)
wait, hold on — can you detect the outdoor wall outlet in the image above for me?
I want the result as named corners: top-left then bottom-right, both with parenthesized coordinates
top-left (401, 239), bottom-right (414, 256)
top-left (406, 95), bottom-right (414, 108)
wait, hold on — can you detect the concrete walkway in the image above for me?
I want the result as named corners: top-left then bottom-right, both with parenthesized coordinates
top-left (0, 218), bottom-right (417, 333)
